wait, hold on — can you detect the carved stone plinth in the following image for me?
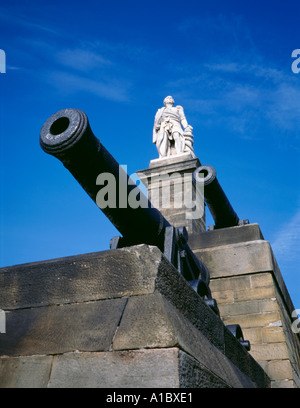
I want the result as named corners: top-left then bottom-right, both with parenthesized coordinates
top-left (137, 153), bottom-right (206, 234)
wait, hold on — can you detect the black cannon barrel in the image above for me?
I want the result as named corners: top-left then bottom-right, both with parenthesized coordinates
top-left (40, 108), bottom-right (170, 250)
top-left (193, 165), bottom-right (240, 229)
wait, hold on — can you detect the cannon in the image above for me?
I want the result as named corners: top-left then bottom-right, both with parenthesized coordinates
top-left (39, 108), bottom-right (218, 312)
top-left (193, 165), bottom-right (249, 230)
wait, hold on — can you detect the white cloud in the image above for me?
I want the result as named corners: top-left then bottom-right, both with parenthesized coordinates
top-left (56, 48), bottom-right (112, 72)
top-left (169, 59), bottom-right (300, 141)
top-left (48, 71), bottom-right (130, 102)
top-left (272, 207), bottom-right (300, 268)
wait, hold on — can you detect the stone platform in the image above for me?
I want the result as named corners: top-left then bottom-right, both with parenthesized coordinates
top-left (0, 245), bottom-right (269, 388)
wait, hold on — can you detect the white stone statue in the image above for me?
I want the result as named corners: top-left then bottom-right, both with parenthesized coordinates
top-left (153, 96), bottom-right (195, 158)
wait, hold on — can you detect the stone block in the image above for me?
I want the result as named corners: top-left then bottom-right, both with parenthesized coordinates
top-left (221, 311), bottom-right (282, 329)
top-left (211, 289), bottom-right (235, 304)
top-left (250, 273), bottom-right (275, 288)
top-left (219, 299), bottom-right (278, 318)
top-left (49, 349), bottom-right (181, 388)
top-left (233, 286), bottom-right (276, 303)
top-left (261, 327), bottom-right (285, 344)
top-left (210, 276), bottom-right (251, 292)
top-left (0, 298), bottom-right (127, 356)
top-left (250, 343), bottom-right (289, 362)
top-left (0, 355), bottom-right (53, 388)
top-left (194, 240), bottom-right (274, 278)
top-left (188, 223), bottom-right (264, 250)
top-left (112, 292), bottom-right (268, 388)
top-left (218, 301), bottom-right (260, 317)
top-left (113, 293), bottom-right (178, 350)
top-left (0, 246), bottom-right (164, 310)
top-left (48, 348), bottom-right (232, 388)
top-left (242, 328), bottom-right (263, 344)
top-left (271, 380), bottom-right (294, 388)
top-left (266, 360), bottom-right (293, 381)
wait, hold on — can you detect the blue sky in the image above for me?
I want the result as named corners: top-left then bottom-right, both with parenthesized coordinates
top-left (0, 0), bottom-right (299, 308)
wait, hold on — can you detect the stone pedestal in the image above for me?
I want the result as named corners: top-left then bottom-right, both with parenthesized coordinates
top-left (189, 223), bottom-right (300, 388)
top-left (0, 245), bottom-right (269, 388)
top-left (136, 153), bottom-right (206, 234)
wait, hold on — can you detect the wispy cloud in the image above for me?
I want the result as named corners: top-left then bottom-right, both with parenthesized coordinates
top-left (272, 206), bottom-right (300, 272)
top-left (56, 48), bottom-right (112, 72)
top-left (48, 70), bottom-right (130, 102)
top-left (12, 34), bottom-right (134, 102)
top-left (168, 59), bottom-right (300, 142)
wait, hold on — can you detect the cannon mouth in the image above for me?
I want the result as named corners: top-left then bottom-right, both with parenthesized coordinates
top-left (39, 108), bottom-right (88, 155)
top-left (49, 116), bottom-right (70, 136)
top-left (193, 165), bottom-right (216, 186)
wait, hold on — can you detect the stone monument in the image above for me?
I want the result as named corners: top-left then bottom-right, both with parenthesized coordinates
top-left (137, 96), bottom-right (205, 234)
top-left (0, 99), bottom-right (299, 388)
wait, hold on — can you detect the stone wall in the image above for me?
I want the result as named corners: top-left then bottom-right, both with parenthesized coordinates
top-left (189, 224), bottom-right (300, 388)
top-left (0, 245), bottom-right (269, 388)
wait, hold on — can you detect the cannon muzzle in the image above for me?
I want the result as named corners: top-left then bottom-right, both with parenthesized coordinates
top-left (193, 165), bottom-right (246, 229)
top-left (40, 108), bottom-right (170, 251)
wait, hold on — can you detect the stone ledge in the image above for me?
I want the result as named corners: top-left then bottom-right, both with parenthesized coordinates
top-left (0, 349), bottom-right (234, 388)
top-left (0, 245), bottom-right (165, 310)
top-left (188, 223), bottom-right (264, 250)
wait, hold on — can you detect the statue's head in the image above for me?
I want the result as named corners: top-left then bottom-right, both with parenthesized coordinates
top-left (163, 96), bottom-right (175, 106)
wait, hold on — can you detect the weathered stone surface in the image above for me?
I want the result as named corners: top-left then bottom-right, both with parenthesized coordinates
top-left (0, 298), bottom-right (127, 356)
top-left (178, 350), bottom-right (230, 388)
top-left (271, 380), bottom-right (295, 388)
top-left (0, 244), bottom-right (270, 388)
top-left (137, 155), bottom-right (205, 235)
top-left (48, 349), bottom-right (181, 388)
top-left (0, 355), bottom-right (52, 388)
top-left (113, 292), bottom-right (267, 388)
top-left (223, 326), bottom-right (269, 389)
top-left (195, 240), bottom-right (274, 278)
top-left (0, 246), bottom-right (163, 310)
top-left (266, 360), bottom-right (293, 381)
top-left (221, 311), bottom-right (282, 329)
top-left (250, 343), bottom-right (290, 362)
top-left (154, 255), bottom-right (225, 351)
top-left (188, 223), bottom-right (264, 250)
top-left (47, 348), bottom-right (236, 388)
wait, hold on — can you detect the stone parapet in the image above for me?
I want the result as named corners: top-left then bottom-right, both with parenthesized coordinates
top-left (191, 223), bottom-right (300, 388)
top-left (0, 245), bottom-right (269, 388)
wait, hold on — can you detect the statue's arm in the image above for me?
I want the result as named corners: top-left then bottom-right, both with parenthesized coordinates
top-left (177, 105), bottom-right (193, 132)
top-left (153, 109), bottom-right (162, 143)
top-left (177, 105), bottom-right (188, 129)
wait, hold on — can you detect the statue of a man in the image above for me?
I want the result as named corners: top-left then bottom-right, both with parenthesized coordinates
top-left (153, 96), bottom-right (194, 158)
